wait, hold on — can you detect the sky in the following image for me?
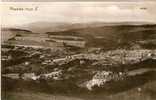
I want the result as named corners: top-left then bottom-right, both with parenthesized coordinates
top-left (1, 2), bottom-right (156, 27)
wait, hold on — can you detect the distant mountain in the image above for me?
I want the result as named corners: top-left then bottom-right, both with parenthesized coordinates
top-left (15, 21), bottom-right (156, 33)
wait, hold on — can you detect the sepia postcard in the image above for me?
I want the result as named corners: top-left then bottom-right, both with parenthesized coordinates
top-left (1, 1), bottom-right (156, 100)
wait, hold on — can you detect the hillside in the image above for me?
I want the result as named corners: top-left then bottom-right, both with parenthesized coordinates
top-left (2, 24), bottom-right (156, 50)
top-left (46, 24), bottom-right (156, 49)
top-left (18, 21), bottom-right (156, 33)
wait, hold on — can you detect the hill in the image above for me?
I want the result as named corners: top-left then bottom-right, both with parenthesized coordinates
top-left (2, 22), bottom-right (156, 49)
top-left (46, 24), bottom-right (156, 49)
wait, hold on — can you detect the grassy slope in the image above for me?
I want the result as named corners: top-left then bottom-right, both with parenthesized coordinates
top-left (47, 25), bottom-right (156, 49)
top-left (2, 81), bottom-right (156, 100)
top-left (2, 25), bottom-right (156, 49)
